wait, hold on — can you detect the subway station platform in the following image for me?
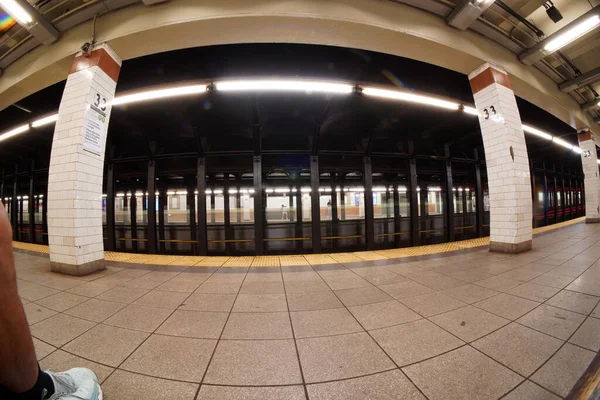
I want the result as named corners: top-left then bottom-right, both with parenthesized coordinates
top-left (13, 218), bottom-right (583, 268)
top-left (15, 217), bottom-right (600, 399)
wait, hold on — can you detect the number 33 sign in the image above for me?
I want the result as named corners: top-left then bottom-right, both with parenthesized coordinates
top-left (482, 105), bottom-right (496, 120)
top-left (92, 92), bottom-right (107, 112)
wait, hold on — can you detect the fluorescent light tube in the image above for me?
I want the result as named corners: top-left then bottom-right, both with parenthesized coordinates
top-left (216, 80), bottom-right (353, 94)
top-left (113, 85), bottom-right (207, 106)
top-left (552, 137), bottom-right (574, 150)
top-left (464, 106), bottom-right (479, 116)
top-left (0, 124), bottom-right (29, 142)
top-left (362, 87), bottom-right (459, 110)
top-left (31, 114), bottom-right (58, 128)
top-left (0, 0), bottom-right (32, 25)
top-left (544, 15), bottom-right (600, 52)
top-left (522, 125), bottom-right (553, 140)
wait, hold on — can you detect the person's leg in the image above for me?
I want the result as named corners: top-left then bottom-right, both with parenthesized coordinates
top-left (0, 202), bottom-right (101, 400)
top-left (0, 202), bottom-right (39, 393)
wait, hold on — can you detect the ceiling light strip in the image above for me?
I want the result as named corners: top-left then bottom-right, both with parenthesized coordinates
top-left (0, 81), bottom-right (589, 157)
top-left (31, 114), bottom-right (58, 128)
top-left (361, 87), bottom-right (460, 110)
top-left (0, 0), bottom-right (33, 25)
top-left (112, 84), bottom-right (208, 106)
top-left (544, 15), bottom-right (600, 52)
top-left (522, 124), bottom-right (553, 140)
top-left (0, 124), bottom-right (29, 142)
top-left (215, 80), bottom-right (353, 94)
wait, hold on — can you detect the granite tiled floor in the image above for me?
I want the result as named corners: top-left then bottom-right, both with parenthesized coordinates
top-left (18, 222), bottom-right (600, 399)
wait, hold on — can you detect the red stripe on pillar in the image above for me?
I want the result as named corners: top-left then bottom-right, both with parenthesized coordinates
top-left (469, 67), bottom-right (512, 95)
top-left (70, 48), bottom-right (121, 83)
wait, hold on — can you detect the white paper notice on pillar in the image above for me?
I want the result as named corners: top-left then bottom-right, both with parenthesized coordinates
top-left (83, 91), bottom-right (111, 156)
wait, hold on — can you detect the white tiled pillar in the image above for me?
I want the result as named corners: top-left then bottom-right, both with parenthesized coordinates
top-left (47, 43), bottom-right (121, 276)
top-left (578, 131), bottom-right (600, 223)
top-left (469, 63), bottom-right (532, 253)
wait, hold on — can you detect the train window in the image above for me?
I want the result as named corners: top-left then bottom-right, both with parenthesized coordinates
top-left (373, 188), bottom-right (390, 219)
top-left (35, 196), bottom-right (44, 224)
top-left (454, 189), bottom-right (463, 214)
top-left (344, 188), bottom-right (365, 220)
top-left (319, 188), bottom-right (332, 220)
top-left (102, 195), bottom-right (107, 224)
top-left (427, 188), bottom-right (443, 216)
top-left (557, 191), bottom-right (562, 207)
top-left (207, 189), bottom-right (224, 224)
top-left (136, 192), bottom-right (146, 224)
top-left (301, 189), bottom-right (312, 221)
top-left (165, 190), bottom-right (189, 225)
top-left (115, 194), bottom-right (129, 224)
top-left (232, 189), bottom-right (254, 224)
top-left (398, 187), bottom-right (410, 217)
top-left (466, 189), bottom-right (475, 212)
top-left (22, 198), bottom-right (29, 224)
top-left (266, 188), bottom-right (295, 223)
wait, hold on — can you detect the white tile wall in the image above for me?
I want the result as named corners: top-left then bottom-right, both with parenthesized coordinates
top-left (471, 65), bottom-right (532, 246)
top-left (47, 44), bottom-right (121, 266)
top-left (578, 137), bottom-right (600, 221)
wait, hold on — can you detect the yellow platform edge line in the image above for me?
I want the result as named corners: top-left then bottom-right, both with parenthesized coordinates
top-left (13, 217), bottom-right (585, 267)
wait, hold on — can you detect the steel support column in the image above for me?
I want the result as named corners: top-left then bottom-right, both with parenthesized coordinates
top-left (530, 162), bottom-right (536, 227)
top-left (236, 177), bottom-right (242, 224)
top-left (364, 156), bottom-right (375, 250)
top-left (147, 160), bottom-right (157, 254)
top-left (543, 168), bottom-right (549, 226)
top-left (331, 173), bottom-right (339, 249)
top-left (409, 143), bottom-right (419, 246)
top-left (561, 169), bottom-right (566, 221)
top-left (295, 185), bottom-right (303, 252)
top-left (130, 193), bottom-right (138, 252)
top-left (288, 186), bottom-right (294, 223)
top-left (223, 173), bottom-right (233, 255)
top-left (196, 158), bottom-right (208, 256)
top-left (11, 165), bottom-right (17, 240)
top-left (158, 188), bottom-right (166, 253)
top-left (444, 145), bottom-right (454, 242)
top-left (340, 174), bottom-right (346, 221)
top-left (106, 163), bottom-right (116, 252)
top-left (310, 155), bottom-right (321, 253)
top-left (419, 184), bottom-right (428, 236)
top-left (42, 184), bottom-right (48, 245)
top-left (188, 181), bottom-right (197, 251)
top-left (28, 171), bottom-right (35, 244)
top-left (253, 156), bottom-right (265, 255)
top-left (568, 172), bottom-right (573, 219)
top-left (553, 169), bottom-right (558, 222)
top-left (393, 183), bottom-right (401, 247)
top-left (210, 191), bottom-right (216, 224)
top-left (474, 150), bottom-right (484, 238)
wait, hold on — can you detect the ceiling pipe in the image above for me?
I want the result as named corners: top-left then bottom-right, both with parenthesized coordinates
top-left (559, 66), bottom-right (600, 92)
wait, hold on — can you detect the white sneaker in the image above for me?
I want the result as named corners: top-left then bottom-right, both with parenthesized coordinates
top-left (44, 368), bottom-right (103, 400)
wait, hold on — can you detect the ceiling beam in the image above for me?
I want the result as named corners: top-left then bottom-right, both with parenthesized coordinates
top-left (519, 6), bottom-right (600, 66)
top-left (446, 0), bottom-right (496, 30)
top-left (559, 66), bottom-right (600, 92)
top-left (582, 99), bottom-right (600, 112)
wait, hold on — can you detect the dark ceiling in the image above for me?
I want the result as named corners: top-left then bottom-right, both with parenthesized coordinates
top-left (0, 43), bottom-right (583, 181)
